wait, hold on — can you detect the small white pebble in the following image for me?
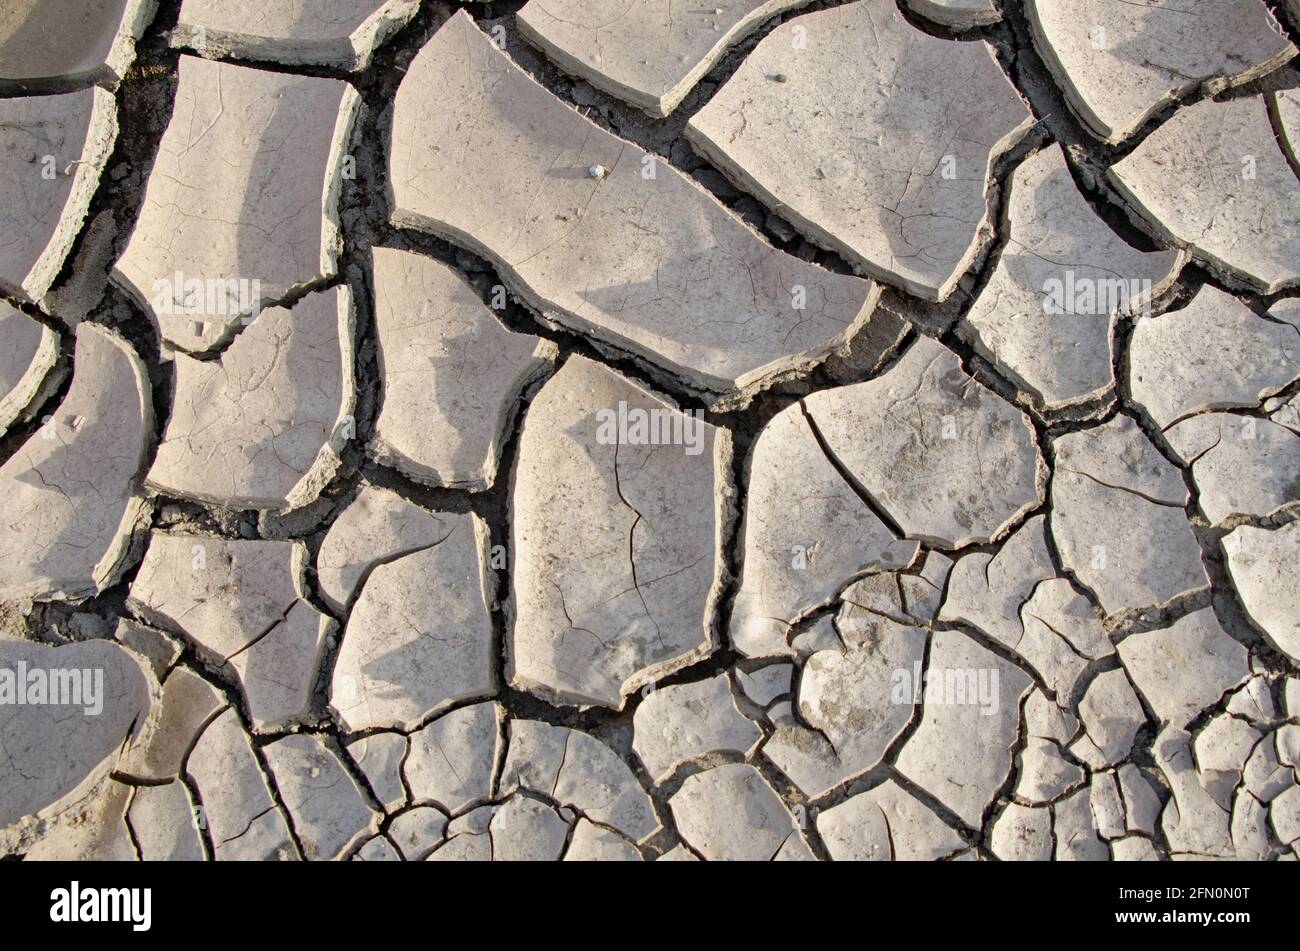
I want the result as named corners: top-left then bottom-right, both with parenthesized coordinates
top-left (588, 164), bottom-right (606, 179)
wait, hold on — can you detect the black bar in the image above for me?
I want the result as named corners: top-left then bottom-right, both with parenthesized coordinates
top-left (0, 860), bottom-right (1286, 938)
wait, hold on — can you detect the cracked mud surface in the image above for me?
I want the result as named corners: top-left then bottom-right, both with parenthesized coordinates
top-left (1, 0), bottom-right (1298, 862)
